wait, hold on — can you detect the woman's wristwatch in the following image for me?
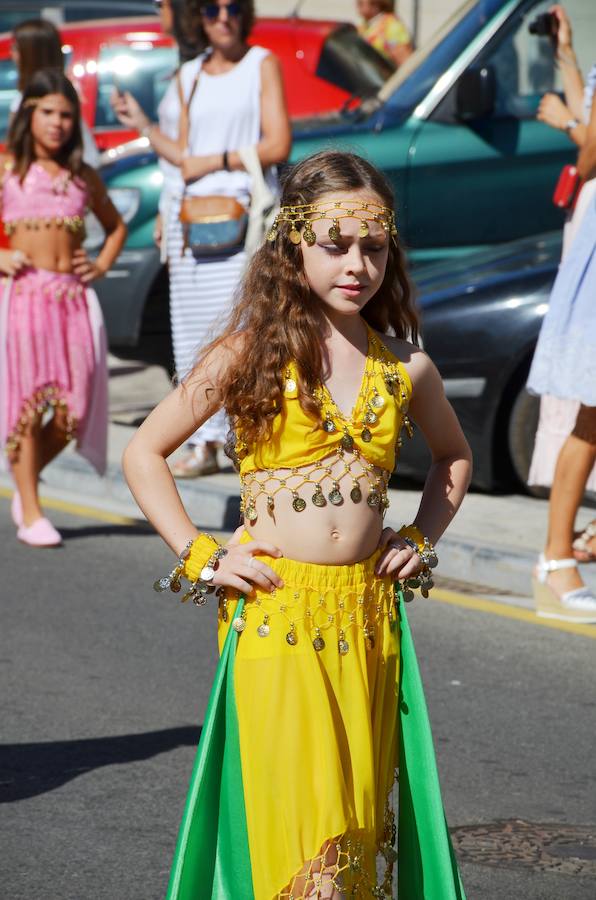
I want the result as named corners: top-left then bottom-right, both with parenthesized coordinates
top-left (564, 118), bottom-right (580, 135)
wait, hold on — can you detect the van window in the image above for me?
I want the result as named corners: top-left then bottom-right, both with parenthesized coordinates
top-left (0, 58), bottom-right (19, 140)
top-left (484, 0), bottom-right (596, 118)
top-left (95, 44), bottom-right (178, 128)
top-left (316, 25), bottom-right (395, 99)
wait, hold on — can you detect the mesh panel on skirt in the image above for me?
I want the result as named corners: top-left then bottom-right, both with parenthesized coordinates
top-left (217, 533), bottom-right (400, 898)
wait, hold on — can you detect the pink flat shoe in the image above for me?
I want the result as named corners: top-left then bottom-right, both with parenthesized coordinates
top-left (17, 517), bottom-right (62, 548)
top-left (11, 490), bottom-right (23, 527)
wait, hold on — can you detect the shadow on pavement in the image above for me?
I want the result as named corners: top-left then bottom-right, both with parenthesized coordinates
top-left (0, 725), bottom-right (201, 803)
top-left (58, 523), bottom-right (155, 540)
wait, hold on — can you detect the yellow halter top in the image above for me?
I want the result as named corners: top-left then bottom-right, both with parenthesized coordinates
top-left (235, 327), bottom-right (413, 522)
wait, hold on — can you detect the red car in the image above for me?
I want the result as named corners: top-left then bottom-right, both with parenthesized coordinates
top-left (0, 16), bottom-right (393, 150)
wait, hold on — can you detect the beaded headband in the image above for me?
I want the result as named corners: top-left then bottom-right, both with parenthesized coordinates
top-left (266, 199), bottom-right (398, 247)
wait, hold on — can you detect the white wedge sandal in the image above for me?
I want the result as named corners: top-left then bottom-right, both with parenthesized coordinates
top-left (533, 554), bottom-right (596, 623)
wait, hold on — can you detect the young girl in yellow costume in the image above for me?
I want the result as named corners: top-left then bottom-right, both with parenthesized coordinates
top-left (124, 150), bottom-right (472, 899)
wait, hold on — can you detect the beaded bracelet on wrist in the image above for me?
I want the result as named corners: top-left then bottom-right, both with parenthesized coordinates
top-left (153, 533), bottom-right (226, 608)
top-left (182, 544), bottom-right (228, 607)
top-left (396, 524), bottom-right (438, 602)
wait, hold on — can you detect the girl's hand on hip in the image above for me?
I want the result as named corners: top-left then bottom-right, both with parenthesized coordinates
top-left (375, 527), bottom-right (423, 579)
top-left (0, 248), bottom-right (32, 276)
top-left (213, 525), bottom-right (284, 595)
top-left (72, 248), bottom-right (105, 283)
top-left (537, 92), bottom-right (570, 130)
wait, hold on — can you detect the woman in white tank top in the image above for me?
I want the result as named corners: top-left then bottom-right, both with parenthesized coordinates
top-left (113, 0), bottom-right (291, 476)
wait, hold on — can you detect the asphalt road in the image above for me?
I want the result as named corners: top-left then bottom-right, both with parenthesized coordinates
top-left (1, 494), bottom-right (595, 900)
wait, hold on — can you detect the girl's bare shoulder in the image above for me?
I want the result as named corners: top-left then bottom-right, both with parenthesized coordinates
top-left (186, 329), bottom-right (249, 385)
top-left (373, 331), bottom-right (433, 384)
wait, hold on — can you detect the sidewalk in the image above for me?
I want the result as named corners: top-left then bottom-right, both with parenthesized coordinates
top-left (2, 355), bottom-right (595, 603)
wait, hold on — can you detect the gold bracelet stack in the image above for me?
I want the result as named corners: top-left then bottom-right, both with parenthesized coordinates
top-left (152, 533), bottom-right (227, 608)
top-left (396, 524), bottom-right (438, 601)
top-left (183, 543), bottom-right (228, 607)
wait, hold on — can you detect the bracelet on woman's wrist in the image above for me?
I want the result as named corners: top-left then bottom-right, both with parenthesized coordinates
top-left (564, 117), bottom-right (580, 135)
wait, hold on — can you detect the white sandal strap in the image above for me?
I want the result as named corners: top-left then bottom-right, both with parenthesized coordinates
top-left (537, 553), bottom-right (578, 581)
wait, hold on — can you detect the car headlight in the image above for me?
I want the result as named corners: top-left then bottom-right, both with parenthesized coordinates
top-left (84, 187), bottom-right (141, 249)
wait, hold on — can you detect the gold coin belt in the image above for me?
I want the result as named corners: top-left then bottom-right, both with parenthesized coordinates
top-left (12, 276), bottom-right (87, 303)
top-left (3, 214), bottom-right (86, 236)
top-left (223, 581), bottom-right (396, 655)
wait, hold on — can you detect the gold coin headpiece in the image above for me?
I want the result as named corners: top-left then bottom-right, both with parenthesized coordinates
top-left (266, 199), bottom-right (398, 247)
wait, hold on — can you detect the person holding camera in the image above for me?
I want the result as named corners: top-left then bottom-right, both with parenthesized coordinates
top-left (527, 5), bottom-right (596, 622)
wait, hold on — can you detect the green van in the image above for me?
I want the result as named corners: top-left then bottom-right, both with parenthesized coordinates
top-left (95, 0), bottom-right (596, 345)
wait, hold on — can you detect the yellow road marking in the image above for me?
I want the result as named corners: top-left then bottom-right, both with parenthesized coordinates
top-left (0, 486), bottom-right (138, 527)
top-left (430, 587), bottom-right (596, 640)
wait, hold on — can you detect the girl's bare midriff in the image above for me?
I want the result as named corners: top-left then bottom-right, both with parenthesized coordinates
top-left (9, 223), bottom-right (83, 273)
top-left (243, 456), bottom-right (388, 564)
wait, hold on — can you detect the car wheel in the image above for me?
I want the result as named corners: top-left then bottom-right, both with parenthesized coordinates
top-left (507, 384), bottom-right (544, 494)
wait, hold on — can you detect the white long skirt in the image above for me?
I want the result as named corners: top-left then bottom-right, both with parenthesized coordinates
top-left (166, 197), bottom-right (246, 445)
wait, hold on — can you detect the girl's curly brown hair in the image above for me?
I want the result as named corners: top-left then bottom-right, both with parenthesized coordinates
top-left (194, 150), bottom-right (419, 449)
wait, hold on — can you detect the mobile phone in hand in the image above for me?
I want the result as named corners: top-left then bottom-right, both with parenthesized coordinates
top-left (113, 76), bottom-right (126, 99)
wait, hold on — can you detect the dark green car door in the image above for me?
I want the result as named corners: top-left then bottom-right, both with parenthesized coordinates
top-left (405, 0), bottom-right (596, 256)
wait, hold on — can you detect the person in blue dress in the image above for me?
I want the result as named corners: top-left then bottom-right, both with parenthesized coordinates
top-left (527, 24), bottom-right (596, 623)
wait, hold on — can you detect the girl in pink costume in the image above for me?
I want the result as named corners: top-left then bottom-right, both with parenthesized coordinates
top-left (0, 69), bottom-right (126, 547)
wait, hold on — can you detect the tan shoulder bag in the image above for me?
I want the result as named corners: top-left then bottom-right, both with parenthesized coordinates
top-left (177, 66), bottom-right (248, 257)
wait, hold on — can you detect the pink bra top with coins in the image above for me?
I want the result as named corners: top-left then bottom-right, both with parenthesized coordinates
top-left (1, 162), bottom-right (88, 235)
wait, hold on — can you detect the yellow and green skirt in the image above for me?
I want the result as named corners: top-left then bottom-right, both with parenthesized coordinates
top-left (166, 543), bottom-right (466, 899)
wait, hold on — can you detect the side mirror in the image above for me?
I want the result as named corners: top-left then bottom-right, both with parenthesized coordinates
top-left (456, 65), bottom-right (496, 120)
